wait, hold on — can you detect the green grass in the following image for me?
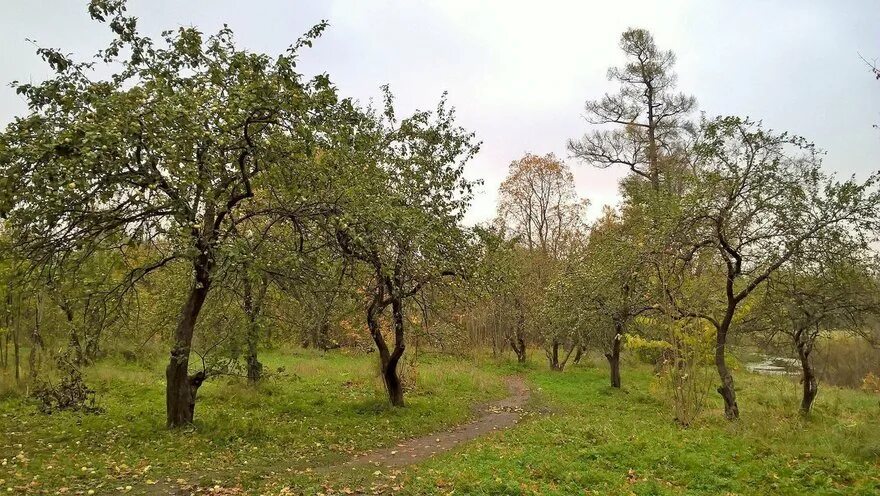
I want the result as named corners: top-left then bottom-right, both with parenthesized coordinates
top-left (280, 357), bottom-right (880, 496)
top-left (2, 351), bottom-right (879, 495)
top-left (0, 348), bottom-right (506, 495)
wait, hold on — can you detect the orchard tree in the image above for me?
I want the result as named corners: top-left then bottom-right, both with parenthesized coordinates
top-left (667, 116), bottom-right (880, 419)
top-left (330, 91), bottom-right (479, 406)
top-left (569, 28), bottom-right (695, 190)
top-left (755, 246), bottom-right (880, 414)
top-left (549, 208), bottom-right (652, 385)
top-left (0, 1), bottom-right (341, 427)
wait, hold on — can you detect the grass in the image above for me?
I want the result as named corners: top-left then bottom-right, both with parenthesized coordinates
top-left (2, 350), bottom-right (879, 495)
top-left (280, 355), bottom-right (880, 496)
top-left (0, 348), bottom-right (506, 495)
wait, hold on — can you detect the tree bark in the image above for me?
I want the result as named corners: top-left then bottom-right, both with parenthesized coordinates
top-left (605, 326), bottom-right (622, 388)
top-left (796, 330), bottom-right (818, 414)
top-left (13, 299), bottom-right (20, 383)
top-left (28, 295), bottom-right (43, 382)
top-left (365, 280), bottom-right (405, 407)
top-left (384, 297), bottom-right (406, 406)
top-left (242, 271), bottom-right (263, 384)
top-left (573, 344), bottom-right (583, 365)
top-left (509, 334), bottom-right (526, 363)
top-left (714, 320), bottom-right (739, 420)
top-left (510, 302), bottom-right (527, 363)
top-left (63, 304), bottom-right (86, 366)
top-left (548, 339), bottom-right (561, 370)
top-left (166, 261), bottom-right (211, 428)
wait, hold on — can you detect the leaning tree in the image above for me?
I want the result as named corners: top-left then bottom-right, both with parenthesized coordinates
top-left (0, 1), bottom-right (341, 426)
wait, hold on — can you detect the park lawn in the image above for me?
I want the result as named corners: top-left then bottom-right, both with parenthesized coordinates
top-left (282, 358), bottom-right (880, 496)
top-left (0, 348), bottom-right (507, 495)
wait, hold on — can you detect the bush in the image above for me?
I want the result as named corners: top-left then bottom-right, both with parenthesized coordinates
top-left (630, 319), bottom-right (715, 426)
top-left (31, 355), bottom-right (102, 414)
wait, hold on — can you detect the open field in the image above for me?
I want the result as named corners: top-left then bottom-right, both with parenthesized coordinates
top-left (3, 350), bottom-right (879, 495)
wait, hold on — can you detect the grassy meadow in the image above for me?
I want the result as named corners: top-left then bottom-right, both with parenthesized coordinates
top-left (2, 349), bottom-right (879, 495)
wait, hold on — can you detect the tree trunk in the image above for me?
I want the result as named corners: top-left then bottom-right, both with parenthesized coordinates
top-left (82, 297), bottom-right (103, 363)
top-left (1, 292), bottom-right (8, 369)
top-left (166, 265), bottom-right (211, 428)
top-left (28, 295), bottom-right (43, 382)
top-left (796, 331), bottom-right (818, 414)
top-left (242, 271), bottom-right (263, 384)
top-left (2, 289), bottom-right (9, 369)
top-left (63, 305), bottom-right (86, 366)
top-left (365, 281), bottom-right (405, 407)
top-left (509, 334), bottom-right (526, 363)
top-left (384, 297), bottom-right (406, 406)
top-left (714, 322), bottom-right (739, 420)
top-left (605, 328), bottom-right (622, 388)
top-left (573, 344), bottom-right (583, 364)
top-left (13, 300), bottom-right (20, 383)
top-left (510, 303), bottom-right (527, 363)
top-left (548, 339), bottom-right (561, 370)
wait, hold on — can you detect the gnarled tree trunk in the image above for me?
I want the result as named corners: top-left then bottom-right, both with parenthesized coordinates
top-left (166, 259), bottom-right (211, 428)
top-left (366, 281), bottom-right (405, 407)
top-left (714, 316), bottom-right (739, 419)
top-left (795, 330), bottom-right (818, 414)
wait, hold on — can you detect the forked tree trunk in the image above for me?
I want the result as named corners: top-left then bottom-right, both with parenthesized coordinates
top-left (605, 327), bottom-right (622, 388)
top-left (795, 331), bottom-right (818, 414)
top-left (714, 318), bottom-right (739, 420)
top-left (549, 340), bottom-right (576, 371)
top-left (384, 297), bottom-right (406, 406)
top-left (166, 265), bottom-right (211, 428)
top-left (367, 290), bottom-right (406, 406)
top-left (365, 283), bottom-right (405, 407)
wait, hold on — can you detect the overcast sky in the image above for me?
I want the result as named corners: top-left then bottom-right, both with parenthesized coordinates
top-left (2, 1), bottom-right (879, 224)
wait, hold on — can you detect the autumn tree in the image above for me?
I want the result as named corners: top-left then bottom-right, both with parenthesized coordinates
top-left (0, 0), bottom-right (341, 426)
top-left (496, 153), bottom-right (587, 365)
top-left (569, 28), bottom-right (696, 191)
top-left (498, 153), bottom-right (587, 258)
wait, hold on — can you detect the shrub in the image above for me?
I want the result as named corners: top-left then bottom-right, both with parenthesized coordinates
top-left (31, 355), bottom-right (102, 414)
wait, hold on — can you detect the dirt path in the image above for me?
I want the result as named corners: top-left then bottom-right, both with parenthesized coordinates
top-left (144, 376), bottom-right (529, 494)
top-left (336, 375), bottom-right (530, 469)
